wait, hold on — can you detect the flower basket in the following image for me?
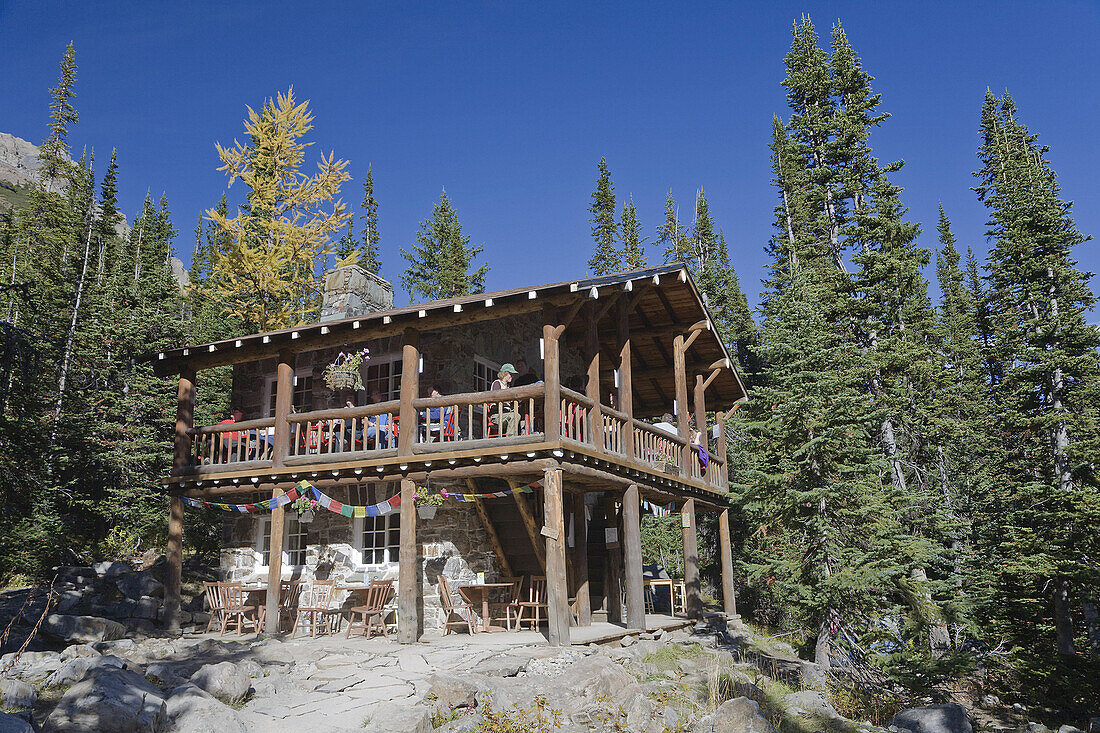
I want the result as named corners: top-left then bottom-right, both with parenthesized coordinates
top-left (298, 509), bottom-right (316, 524)
top-left (292, 495), bottom-right (320, 524)
top-left (415, 485), bottom-right (444, 520)
top-left (322, 348), bottom-right (370, 392)
top-left (417, 505), bottom-right (438, 520)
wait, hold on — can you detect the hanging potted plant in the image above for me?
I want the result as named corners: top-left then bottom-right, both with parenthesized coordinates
top-left (292, 495), bottom-right (320, 524)
top-left (322, 347), bottom-right (370, 392)
top-left (415, 487), bottom-right (444, 520)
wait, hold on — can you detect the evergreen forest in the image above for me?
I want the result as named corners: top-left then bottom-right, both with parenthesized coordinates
top-left (1, 18), bottom-right (1097, 718)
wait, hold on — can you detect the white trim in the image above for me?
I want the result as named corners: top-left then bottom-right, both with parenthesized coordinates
top-left (472, 355), bottom-right (501, 393)
top-left (263, 366), bottom-right (313, 417)
top-left (351, 512), bottom-right (401, 568)
top-left (253, 515), bottom-right (309, 571)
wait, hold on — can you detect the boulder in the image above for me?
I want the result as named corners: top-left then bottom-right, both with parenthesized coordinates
top-left (43, 667), bottom-right (167, 732)
top-left (782, 690), bottom-right (842, 720)
top-left (620, 634), bottom-right (638, 647)
top-left (694, 697), bottom-right (778, 733)
top-left (0, 679), bottom-right (36, 710)
top-left (189, 661), bottom-right (251, 703)
top-left (47, 654), bottom-right (126, 687)
top-left (115, 571), bottom-right (164, 601)
top-left (92, 561), bottom-right (131, 578)
top-left (428, 673), bottom-right (479, 709)
top-left (362, 703), bottom-right (431, 733)
top-left (132, 596), bottom-right (160, 620)
top-left (0, 712), bottom-right (33, 733)
top-left (146, 663), bottom-right (187, 687)
top-left (42, 614), bottom-right (126, 643)
top-left (1057, 726), bottom-right (1084, 733)
top-left (52, 566), bottom-right (96, 584)
top-left (980, 695), bottom-right (1000, 709)
top-left (890, 704), bottom-right (973, 733)
top-left (166, 683), bottom-right (252, 733)
top-left (0, 650), bottom-right (61, 682)
top-left (59, 644), bottom-right (101, 662)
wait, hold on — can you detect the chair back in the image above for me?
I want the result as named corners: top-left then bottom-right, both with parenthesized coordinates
top-left (360, 583), bottom-right (394, 612)
top-left (370, 578), bottom-right (394, 589)
top-left (437, 575), bottom-right (460, 612)
top-left (221, 582), bottom-right (247, 611)
top-left (500, 576), bottom-right (523, 604)
top-left (203, 581), bottom-right (225, 612)
top-left (303, 579), bottom-right (337, 610)
top-left (280, 581), bottom-right (303, 612)
top-left (527, 576), bottom-right (547, 604)
top-left (443, 406), bottom-right (456, 440)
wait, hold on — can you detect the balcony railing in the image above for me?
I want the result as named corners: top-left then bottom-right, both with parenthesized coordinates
top-left (178, 382), bottom-right (725, 494)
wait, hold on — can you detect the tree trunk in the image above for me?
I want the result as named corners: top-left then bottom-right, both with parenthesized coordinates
top-left (51, 215), bottom-right (94, 443)
top-left (911, 567), bottom-right (952, 656)
top-left (815, 611), bottom-right (833, 669)
top-left (1053, 578), bottom-right (1076, 657)
top-left (1083, 601), bottom-right (1099, 660)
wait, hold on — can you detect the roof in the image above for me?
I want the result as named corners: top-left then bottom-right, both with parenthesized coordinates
top-left (152, 263), bottom-right (748, 414)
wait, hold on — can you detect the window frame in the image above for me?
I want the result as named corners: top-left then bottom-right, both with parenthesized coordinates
top-left (264, 368), bottom-right (314, 417)
top-left (363, 353), bottom-right (403, 401)
top-left (473, 355), bottom-right (501, 393)
top-left (253, 516), bottom-right (309, 570)
top-left (352, 512), bottom-right (401, 567)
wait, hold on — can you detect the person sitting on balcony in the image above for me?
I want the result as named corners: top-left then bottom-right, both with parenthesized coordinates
top-left (653, 413), bottom-right (677, 436)
top-left (217, 408), bottom-right (244, 461)
top-left (422, 385), bottom-right (456, 442)
top-left (489, 364), bottom-right (519, 436)
top-left (364, 390), bottom-right (392, 448)
top-left (511, 358), bottom-right (540, 387)
top-left (692, 429), bottom-right (709, 472)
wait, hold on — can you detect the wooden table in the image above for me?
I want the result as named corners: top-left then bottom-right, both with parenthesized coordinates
top-left (458, 582), bottom-right (514, 632)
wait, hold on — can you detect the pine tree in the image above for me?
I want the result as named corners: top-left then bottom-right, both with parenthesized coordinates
top-left (359, 165), bottom-right (382, 274)
top-left (38, 42), bottom-right (78, 191)
top-left (656, 191), bottom-right (691, 265)
top-left (587, 158), bottom-right (620, 275)
top-left (335, 219), bottom-right (357, 263)
top-left (619, 195), bottom-right (647, 270)
top-left (401, 189), bottom-right (488, 302)
top-left (207, 87), bottom-right (351, 330)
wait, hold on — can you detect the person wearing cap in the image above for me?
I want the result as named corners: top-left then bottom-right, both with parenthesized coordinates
top-left (489, 363), bottom-right (520, 436)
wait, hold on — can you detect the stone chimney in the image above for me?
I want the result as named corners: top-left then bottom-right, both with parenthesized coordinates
top-left (320, 265), bottom-right (394, 322)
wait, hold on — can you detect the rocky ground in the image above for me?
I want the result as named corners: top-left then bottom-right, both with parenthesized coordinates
top-left (1, 563), bottom-right (1095, 732)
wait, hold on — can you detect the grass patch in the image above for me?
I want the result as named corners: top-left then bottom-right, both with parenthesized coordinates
top-left (642, 642), bottom-right (704, 671)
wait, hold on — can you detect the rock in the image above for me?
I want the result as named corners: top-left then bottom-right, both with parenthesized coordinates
top-left (92, 561), bottom-right (131, 578)
top-left (428, 673), bottom-right (479, 709)
top-left (44, 667), bottom-right (167, 732)
top-left (146, 662), bottom-right (186, 686)
top-left (47, 654), bottom-right (126, 687)
top-left (980, 695), bottom-right (1000, 709)
top-left (694, 697), bottom-right (778, 733)
top-left (166, 683), bottom-right (252, 733)
top-left (132, 596), bottom-right (160, 620)
top-left (0, 712), bottom-right (33, 733)
top-left (1057, 726), bottom-right (1084, 733)
top-left (1029, 724), bottom-right (1050, 733)
top-left (42, 614), bottom-right (126, 643)
top-left (620, 634), bottom-right (638, 647)
top-left (1014, 704), bottom-right (1029, 713)
top-left (189, 661), bottom-right (251, 703)
top-left (362, 703), bottom-right (431, 733)
top-left (52, 566), bottom-right (96, 584)
top-left (0, 680), bottom-right (36, 710)
top-left (115, 571), bottom-right (164, 601)
top-left (800, 660), bottom-right (827, 686)
top-left (59, 643), bottom-right (101, 661)
top-left (783, 690), bottom-right (841, 720)
top-left (237, 659), bottom-right (264, 679)
top-left (890, 704), bottom-right (973, 733)
top-left (0, 650), bottom-right (61, 682)
top-left (1089, 720), bottom-right (1100, 733)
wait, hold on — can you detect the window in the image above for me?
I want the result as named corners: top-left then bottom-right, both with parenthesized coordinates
top-left (364, 356), bottom-right (402, 400)
top-left (473, 356), bottom-right (500, 392)
top-left (266, 372), bottom-right (313, 416)
top-left (356, 513), bottom-right (401, 565)
top-left (256, 516), bottom-right (309, 567)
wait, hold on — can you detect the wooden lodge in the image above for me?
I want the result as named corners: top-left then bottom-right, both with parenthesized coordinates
top-left (155, 263), bottom-right (747, 645)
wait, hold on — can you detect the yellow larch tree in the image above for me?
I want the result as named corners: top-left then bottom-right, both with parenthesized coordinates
top-left (207, 87), bottom-right (351, 330)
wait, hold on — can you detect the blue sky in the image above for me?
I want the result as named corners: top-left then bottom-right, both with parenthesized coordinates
top-left (2, 1), bottom-right (1098, 316)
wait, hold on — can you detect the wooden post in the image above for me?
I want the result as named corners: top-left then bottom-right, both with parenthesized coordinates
top-left (165, 367), bottom-right (195, 632)
top-left (586, 304), bottom-right (603, 453)
top-left (265, 350), bottom-right (295, 632)
top-left (617, 299), bottom-right (634, 461)
top-left (681, 498), bottom-right (701, 618)
top-left (673, 334), bottom-right (690, 467)
top-left (571, 490), bottom-right (591, 626)
top-left (543, 467), bottom-right (570, 645)
top-left (264, 488), bottom-right (286, 633)
top-left (719, 508), bottom-right (738, 617)
top-left (603, 495), bottom-right (623, 623)
top-left (694, 374), bottom-right (708, 448)
top-left (622, 484), bottom-right (646, 630)
top-left (510, 481), bottom-right (546, 570)
top-left (399, 329), bottom-right (419, 455)
top-left (543, 317), bottom-right (561, 442)
top-left (398, 477), bottom-right (418, 643)
top-left (716, 410), bottom-right (729, 486)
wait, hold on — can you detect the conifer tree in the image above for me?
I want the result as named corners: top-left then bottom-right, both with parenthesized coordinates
top-left (401, 189), bottom-right (488, 302)
top-left (359, 165), bottom-right (382, 273)
top-left (656, 191), bottom-right (690, 264)
top-left (587, 158), bottom-right (620, 275)
top-left (39, 42), bottom-right (78, 191)
top-left (619, 195), bottom-right (647, 270)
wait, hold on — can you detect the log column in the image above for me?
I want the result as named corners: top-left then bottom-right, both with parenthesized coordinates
top-left (719, 508), bottom-right (738, 618)
top-left (399, 329), bottom-right (419, 455)
top-left (617, 299), bottom-right (634, 461)
top-left (622, 483), bottom-right (646, 630)
top-left (165, 366), bottom-right (195, 632)
top-left (398, 477), bottom-right (418, 643)
top-left (265, 349), bottom-right (295, 633)
top-left (543, 313), bottom-right (562, 442)
top-left (543, 467), bottom-right (571, 645)
top-left (571, 490), bottom-right (591, 626)
top-left (717, 410), bottom-right (729, 486)
top-left (586, 303), bottom-right (603, 453)
top-left (603, 495), bottom-right (623, 623)
top-left (681, 498), bottom-right (701, 618)
top-left (673, 334), bottom-right (690, 466)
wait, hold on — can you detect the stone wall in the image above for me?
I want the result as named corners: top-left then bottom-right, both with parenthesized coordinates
top-left (219, 479), bottom-right (502, 630)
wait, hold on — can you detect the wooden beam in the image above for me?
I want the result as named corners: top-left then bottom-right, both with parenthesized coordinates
top-left (617, 298), bottom-right (635, 461)
top-left (543, 316), bottom-right (561, 442)
top-left (681, 498), bottom-right (701, 618)
top-left (468, 479), bottom-right (513, 577)
top-left (701, 367), bottom-right (722, 392)
top-left (603, 495), bottom-right (623, 623)
top-left (173, 368), bottom-right (196, 472)
top-left (264, 488), bottom-right (286, 633)
top-left (543, 467), bottom-right (571, 645)
top-left (510, 481), bottom-right (546, 570)
top-left (586, 302), bottom-right (603, 454)
top-left (719, 508), bottom-right (738, 617)
top-left (673, 334), bottom-right (690, 466)
top-left (682, 327), bottom-right (703, 352)
top-left (398, 330), bottom-right (419, 456)
top-left (271, 350), bottom-right (294, 466)
top-left (398, 477), bottom-right (418, 642)
top-left (653, 286), bottom-right (678, 325)
top-left (694, 374), bottom-right (708, 449)
top-left (165, 367), bottom-right (194, 631)
top-left (622, 483), bottom-right (646, 630)
top-left (571, 489), bottom-right (591, 626)
top-left (592, 290), bottom-right (623, 323)
top-left (717, 409), bottom-right (729, 487)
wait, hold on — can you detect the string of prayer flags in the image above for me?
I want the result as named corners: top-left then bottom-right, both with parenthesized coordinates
top-left (181, 496), bottom-right (262, 513)
top-left (300, 482), bottom-right (402, 517)
top-left (440, 479), bottom-right (540, 503)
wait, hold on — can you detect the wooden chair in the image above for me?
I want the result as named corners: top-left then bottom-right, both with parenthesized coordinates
top-left (219, 582), bottom-right (264, 636)
top-left (345, 582), bottom-right (395, 638)
top-left (292, 579), bottom-right (340, 637)
top-left (515, 576), bottom-right (548, 630)
top-left (278, 580), bottom-right (303, 632)
top-left (203, 581), bottom-right (226, 634)
top-left (671, 580), bottom-right (687, 617)
top-left (438, 575), bottom-right (476, 635)
top-left (489, 577), bottom-right (523, 630)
